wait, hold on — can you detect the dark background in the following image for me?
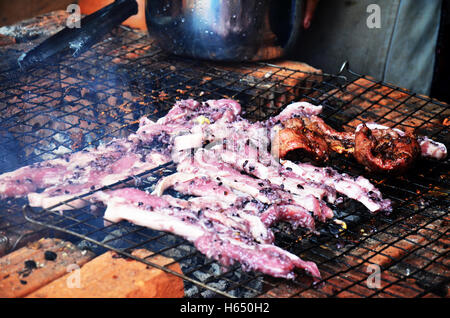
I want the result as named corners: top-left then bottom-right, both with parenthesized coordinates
top-left (431, 0), bottom-right (450, 104)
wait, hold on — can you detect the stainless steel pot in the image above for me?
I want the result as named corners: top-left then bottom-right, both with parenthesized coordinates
top-left (145, 0), bottom-right (304, 61)
top-left (19, 0), bottom-right (304, 68)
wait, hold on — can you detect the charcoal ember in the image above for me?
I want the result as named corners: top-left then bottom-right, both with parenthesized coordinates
top-left (76, 240), bottom-right (101, 255)
top-left (183, 263), bottom-right (263, 298)
top-left (161, 241), bottom-right (263, 298)
top-left (141, 236), bottom-right (263, 297)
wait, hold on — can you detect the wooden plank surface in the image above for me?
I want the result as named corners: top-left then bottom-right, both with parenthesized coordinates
top-left (27, 249), bottom-right (184, 298)
top-left (0, 238), bottom-right (94, 298)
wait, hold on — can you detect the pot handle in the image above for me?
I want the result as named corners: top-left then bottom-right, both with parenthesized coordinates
top-left (282, 0), bottom-right (304, 54)
top-left (18, 0), bottom-right (138, 69)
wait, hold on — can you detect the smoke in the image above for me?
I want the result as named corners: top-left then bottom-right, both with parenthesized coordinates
top-left (0, 130), bottom-right (25, 173)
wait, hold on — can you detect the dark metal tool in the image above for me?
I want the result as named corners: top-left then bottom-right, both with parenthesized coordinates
top-left (18, 0), bottom-right (138, 69)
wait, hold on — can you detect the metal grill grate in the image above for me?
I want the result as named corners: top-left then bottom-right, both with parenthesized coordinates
top-left (0, 26), bottom-right (448, 298)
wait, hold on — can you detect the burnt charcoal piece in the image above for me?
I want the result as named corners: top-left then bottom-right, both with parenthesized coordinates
top-left (44, 250), bottom-right (57, 261)
top-left (24, 259), bottom-right (37, 270)
top-left (18, 259), bottom-right (37, 278)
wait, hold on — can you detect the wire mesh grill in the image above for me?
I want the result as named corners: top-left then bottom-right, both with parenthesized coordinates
top-left (0, 26), bottom-right (448, 298)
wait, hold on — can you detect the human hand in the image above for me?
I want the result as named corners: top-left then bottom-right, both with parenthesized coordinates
top-left (303, 0), bottom-right (320, 29)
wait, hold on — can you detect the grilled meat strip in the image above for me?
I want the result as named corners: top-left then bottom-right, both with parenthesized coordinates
top-left (214, 147), bottom-right (335, 221)
top-left (267, 101), bottom-right (324, 126)
top-left (130, 99), bottom-right (242, 150)
top-left (96, 188), bottom-right (320, 279)
top-left (155, 171), bottom-right (317, 231)
top-left (26, 139), bottom-right (170, 210)
top-left (177, 149), bottom-right (286, 205)
top-left (0, 99), bottom-right (240, 208)
top-left (176, 149), bottom-right (317, 231)
top-left (281, 160), bottom-right (392, 213)
top-left (157, 99), bottom-right (242, 126)
top-left (0, 138), bottom-right (167, 204)
top-left (155, 172), bottom-right (318, 240)
top-left (153, 173), bottom-right (241, 204)
top-left (159, 177), bottom-right (276, 244)
top-left (195, 234), bottom-right (320, 280)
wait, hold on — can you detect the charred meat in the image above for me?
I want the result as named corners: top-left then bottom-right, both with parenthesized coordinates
top-left (354, 123), bottom-right (421, 173)
top-left (272, 116), bottom-right (354, 163)
top-left (272, 110), bottom-right (445, 173)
